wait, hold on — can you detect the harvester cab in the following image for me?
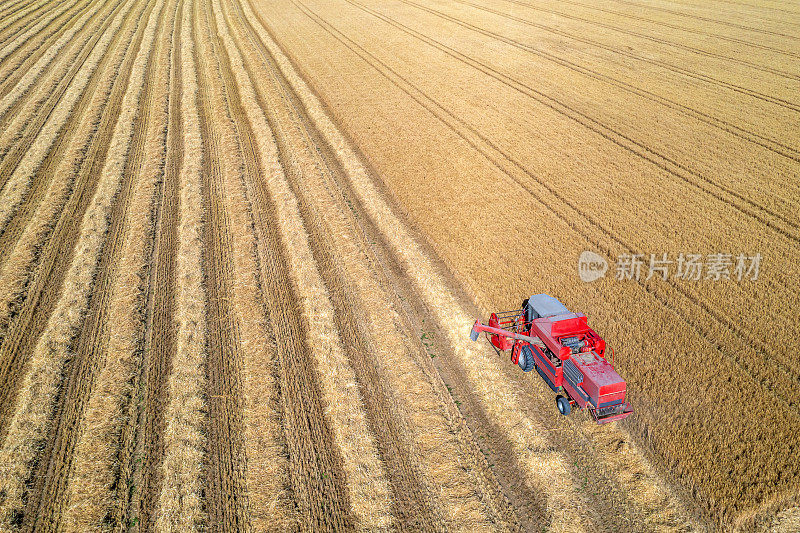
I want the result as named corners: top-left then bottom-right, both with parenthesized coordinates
top-left (470, 294), bottom-right (633, 424)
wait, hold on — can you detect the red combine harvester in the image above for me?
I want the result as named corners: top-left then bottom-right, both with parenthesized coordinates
top-left (470, 294), bottom-right (633, 424)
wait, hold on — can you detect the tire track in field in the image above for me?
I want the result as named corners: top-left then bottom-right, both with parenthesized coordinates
top-left (452, 0), bottom-right (800, 107)
top-left (468, 0), bottom-right (800, 82)
top-left (0, 0), bottom-right (55, 31)
top-left (0, 0), bottom-right (165, 521)
top-left (343, 0), bottom-right (800, 388)
top-left (192, 0), bottom-right (257, 528)
top-left (0, 0), bottom-right (119, 161)
top-left (612, 0), bottom-right (800, 40)
top-left (596, 0), bottom-right (800, 26)
top-left (420, 0), bottom-right (800, 160)
top-left (0, 0), bottom-right (34, 19)
top-left (0, 0), bottom-right (58, 48)
top-left (59, 0), bottom-right (167, 526)
top-left (685, 0), bottom-right (800, 20)
top-left (201, 0), bottom-right (387, 528)
top-left (348, 0), bottom-right (800, 236)
top-left (225, 3), bottom-right (529, 528)
top-left (0, 0), bottom-right (143, 352)
top-left (241, 4), bottom-right (697, 527)
top-left (0, 0), bottom-right (36, 22)
top-left (300, 0), bottom-right (800, 363)
top-left (154, 3), bottom-right (208, 530)
top-left (126, 0), bottom-right (181, 529)
top-left (354, 0), bottom-right (800, 217)
top-left (203, 1), bottom-right (394, 529)
top-left (0, 0), bottom-right (110, 123)
top-left (18, 0), bottom-right (173, 526)
top-left (216, 1), bottom-right (462, 529)
top-left (0, 0), bottom-right (124, 207)
top-left (241, 5), bottom-right (623, 529)
top-left (0, 0), bottom-right (84, 73)
top-left (0, 0), bottom-right (72, 63)
top-left (538, 0), bottom-right (800, 59)
top-left (0, 0), bottom-right (96, 100)
top-left (0, 0), bottom-right (132, 270)
top-left (288, 0), bottom-right (800, 422)
top-left (0, 0), bottom-right (33, 19)
top-left (183, 2), bottom-right (293, 530)
top-left (0, 0), bottom-right (152, 446)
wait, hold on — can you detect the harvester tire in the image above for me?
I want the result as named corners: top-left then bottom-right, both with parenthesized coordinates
top-left (556, 395), bottom-right (571, 416)
top-left (518, 345), bottom-right (535, 372)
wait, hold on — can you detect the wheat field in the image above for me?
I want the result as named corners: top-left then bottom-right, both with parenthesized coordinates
top-left (0, 0), bottom-right (797, 530)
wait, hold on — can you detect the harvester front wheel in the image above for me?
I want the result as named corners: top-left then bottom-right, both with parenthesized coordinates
top-left (518, 345), bottom-right (535, 372)
top-left (556, 395), bottom-right (571, 416)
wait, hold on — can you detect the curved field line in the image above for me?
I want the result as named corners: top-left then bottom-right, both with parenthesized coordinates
top-left (221, 0), bottom-right (511, 528)
top-left (0, 0), bottom-right (145, 363)
top-left (204, 0), bottom-right (394, 529)
top-left (450, 0), bottom-right (800, 85)
top-left (220, 1), bottom-right (444, 528)
top-left (0, 0), bottom-right (153, 444)
top-left (0, 0), bottom-right (97, 99)
top-left (0, 0), bottom-right (54, 28)
top-left (151, 1), bottom-right (208, 528)
top-left (0, 0), bottom-right (148, 513)
top-left (456, 0), bottom-right (800, 108)
top-left (0, 0), bottom-right (32, 15)
top-left (0, 0), bottom-right (125, 238)
top-left (411, 0), bottom-right (799, 161)
top-left (199, 2), bottom-right (305, 531)
top-left (27, 0), bottom-right (173, 529)
top-left (0, 0), bottom-right (124, 200)
top-left (190, 3), bottom-right (252, 531)
top-left (195, 2), bottom-right (267, 530)
top-left (538, 0), bottom-right (800, 58)
top-left (0, 0), bottom-right (125, 288)
top-left (0, 2), bottom-right (123, 199)
top-left (0, 0), bottom-right (114, 133)
top-left (0, 0), bottom-right (122, 185)
top-left (610, 0), bottom-right (800, 40)
top-left (0, 0), bottom-right (60, 47)
top-left (24, 0), bottom-right (163, 525)
top-left (0, 0), bottom-right (76, 64)
top-left (0, 0), bottom-right (45, 41)
top-left (663, 0), bottom-right (800, 19)
top-left (671, 0), bottom-right (800, 19)
top-left (498, 0), bottom-right (800, 82)
top-left (300, 0), bottom-right (800, 421)
top-left (0, 0), bottom-right (164, 521)
top-left (243, 1), bottom-right (610, 531)
top-left (196, 3), bottom-right (354, 529)
top-left (342, 0), bottom-right (800, 244)
top-left (280, 0), bottom-right (800, 421)
top-left (0, 0), bottom-right (79, 66)
top-left (0, 0), bottom-right (35, 20)
top-left (359, 0), bottom-right (800, 196)
top-left (123, 0), bottom-right (181, 530)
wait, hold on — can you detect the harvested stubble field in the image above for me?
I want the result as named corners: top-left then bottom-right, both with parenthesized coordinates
top-left (0, 0), bottom-right (797, 529)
